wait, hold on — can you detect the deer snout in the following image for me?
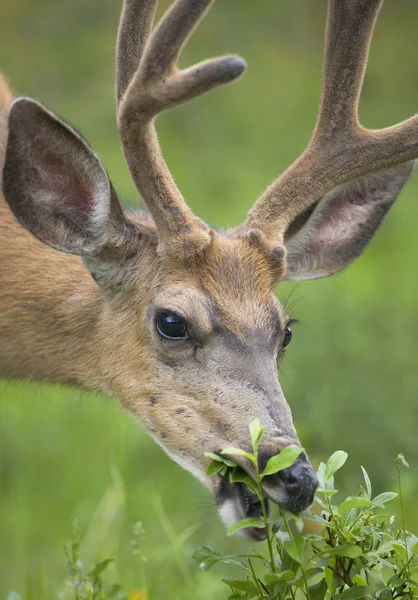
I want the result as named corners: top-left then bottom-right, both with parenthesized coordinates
top-left (262, 453), bottom-right (318, 513)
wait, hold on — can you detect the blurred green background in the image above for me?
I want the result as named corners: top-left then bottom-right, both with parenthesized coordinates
top-left (1, 0), bottom-right (418, 598)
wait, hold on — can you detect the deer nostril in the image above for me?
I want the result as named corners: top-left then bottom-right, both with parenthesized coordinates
top-left (261, 454), bottom-right (318, 513)
top-left (278, 460), bottom-right (304, 487)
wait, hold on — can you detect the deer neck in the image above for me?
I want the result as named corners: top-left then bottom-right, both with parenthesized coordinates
top-left (0, 194), bottom-right (157, 394)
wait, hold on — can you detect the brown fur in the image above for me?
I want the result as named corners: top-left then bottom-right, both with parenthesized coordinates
top-left (0, 74), bottom-right (12, 173)
top-left (0, 82), bottom-right (296, 458)
top-left (1, 0), bottom-right (416, 526)
top-left (0, 106), bottom-right (299, 503)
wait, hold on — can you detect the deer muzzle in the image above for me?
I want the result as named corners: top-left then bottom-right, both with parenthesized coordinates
top-left (262, 453), bottom-right (318, 513)
top-left (216, 448), bottom-right (318, 540)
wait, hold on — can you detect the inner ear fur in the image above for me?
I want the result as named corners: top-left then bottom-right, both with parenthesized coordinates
top-left (283, 161), bottom-right (415, 281)
top-left (3, 97), bottom-right (148, 262)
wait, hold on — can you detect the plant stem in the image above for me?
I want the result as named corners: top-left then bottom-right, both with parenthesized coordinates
top-left (248, 558), bottom-right (265, 599)
top-left (254, 449), bottom-right (276, 574)
top-left (398, 553), bottom-right (415, 578)
top-left (395, 460), bottom-right (413, 600)
top-left (282, 512), bottom-right (310, 600)
top-left (258, 483), bottom-right (276, 573)
top-left (300, 564), bottom-right (311, 600)
top-left (325, 496), bottom-right (347, 541)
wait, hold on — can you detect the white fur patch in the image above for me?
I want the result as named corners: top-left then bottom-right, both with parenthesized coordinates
top-left (218, 499), bottom-right (239, 529)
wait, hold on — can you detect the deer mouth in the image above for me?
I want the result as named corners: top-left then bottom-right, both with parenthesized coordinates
top-left (217, 480), bottom-right (269, 541)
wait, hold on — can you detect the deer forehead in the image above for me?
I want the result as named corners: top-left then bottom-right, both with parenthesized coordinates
top-left (155, 237), bottom-right (287, 339)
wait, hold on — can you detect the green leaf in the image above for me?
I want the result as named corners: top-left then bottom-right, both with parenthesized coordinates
top-left (377, 556), bottom-right (397, 570)
top-left (286, 512), bottom-right (304, 532)
top-left (265, 570), bottom-right (294, 584)
top-left (409, 534), bottom-right (418, 556)
top-left (192, 545), bottom-right (221, 563)
top-left (199, 557), bottom-right (224, 571)
top-left (372, 492), bottom-right (397, 507)
top-left (302, 511), bottom-right (331, 529)
top-left (309, 579), bottom-right (328, 600)
top-left (391, 541), bottom-right (408, 561)
top-left (204, 451), bottom-right (223, 462)
top-left (323, 544), bottom-right (362, 559)
top-left (204, 451), bottom-right (236, 467)
top-left (192, 546), bottom-right (224, 571)
top-left (249, 419), bottom-right (265, 452)
top-left (223, 579), bottom-right (259, 595)
top-left (320, 489), bottom-right (338, 498)
top-left (229, 468), bottom-right (258, 495)
top-left (316, 462), bottom-right (327, 489)
top-left (338, 497), bottom-right (373, 514)
top-left (375, 540), bottom-right (396, 555)
top-left (353, 575), bottom-right (368, 587)
top-left (261, 447), bottom-right (304, 478)
top-left (198, 556), bottom-right (250, 572)
top-left (227, 518), bottom-right (265, 537)
top-left (89, 557), bottom-right (114, 578)
top-left (325, 451), bottom-right (348, 482)
top-left (276, 530), bottom-right (291, 544)
top-left (305, 567), bottom-right (324, 580)
top-left (361, 466), bottom-right (372, 499)
top-left (325, 567), bottom-right (337, 595)
top-left (206, 460), bottom-right (226, 476)
top-left (388, 575), bottom-right (403, 589)
top-left (271, 519), bottom-right (283, 533)
top-left (221, 448), bottom-right (256, 464)
top-left (339, 586), bottom-right (371, 599)
top-left (284, 536), bottom-right (307, 564)
top-left (379, 591), bottom-right (393, 600)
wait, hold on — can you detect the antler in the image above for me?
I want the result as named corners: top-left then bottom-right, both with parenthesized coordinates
top-left (116, 0), bottom-right (246, 258)
top-left (245, 0), bottom-right (418, 249)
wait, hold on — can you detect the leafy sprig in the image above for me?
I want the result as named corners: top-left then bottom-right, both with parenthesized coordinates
top-left (195, 421), bottom-right (418, 600)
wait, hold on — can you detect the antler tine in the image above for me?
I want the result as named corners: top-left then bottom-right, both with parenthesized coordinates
top-left (116, 0), bottom-right (157, 106)
top-left (245, 0), bottom-right (418, 249)
top-left (316, 0), bottom-right (381, 135)
top-left (116, 0), bottom-right (246, 258)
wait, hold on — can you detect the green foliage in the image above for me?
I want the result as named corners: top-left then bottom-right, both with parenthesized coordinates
top-left (5, 424), bottom-right (418, 600)
top-left (195, 421), bottom-right (418, 599)
top-left (262, 449), bottom-right (305, 480)
top-left (8, 520), bottom-right (148, 600)
top-left (5, 524), bottom-right (135, 600)
top-left (61, 526), bottom-right (127, 600)
top-left (2, 1), bottom-right (418, 597)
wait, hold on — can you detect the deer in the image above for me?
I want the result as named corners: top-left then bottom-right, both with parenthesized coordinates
top-left (1, 0), bottom-right (418, 541)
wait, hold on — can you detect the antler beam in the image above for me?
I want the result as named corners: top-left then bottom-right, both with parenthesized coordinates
top-left (245, 0), bottom-right (418, 248)
top-left (116, 0), bottom-right (246, 258)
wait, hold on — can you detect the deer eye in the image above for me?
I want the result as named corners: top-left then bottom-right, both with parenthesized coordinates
top-left (283, 325), bottom-right (293, 347)
top-left (156, 311), bottom-right (188, 340)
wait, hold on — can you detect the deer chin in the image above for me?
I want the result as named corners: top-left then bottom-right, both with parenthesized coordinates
top-left (217, 481), bottom-right (270, 541)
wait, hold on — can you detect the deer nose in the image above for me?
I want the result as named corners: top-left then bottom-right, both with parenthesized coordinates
top-left (262, 454), bottom-right (318, 513)
top-left (278, 458), bottom-right (311, 486)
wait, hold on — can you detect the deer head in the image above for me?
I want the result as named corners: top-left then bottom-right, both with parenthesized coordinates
top-left (3, 0), bottom-right (418, 538)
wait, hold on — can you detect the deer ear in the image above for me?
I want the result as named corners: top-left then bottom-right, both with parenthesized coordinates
top-left (283, 162), bottom-right (414, 281)
top-left (3, 98), bottom-right (143, 260)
